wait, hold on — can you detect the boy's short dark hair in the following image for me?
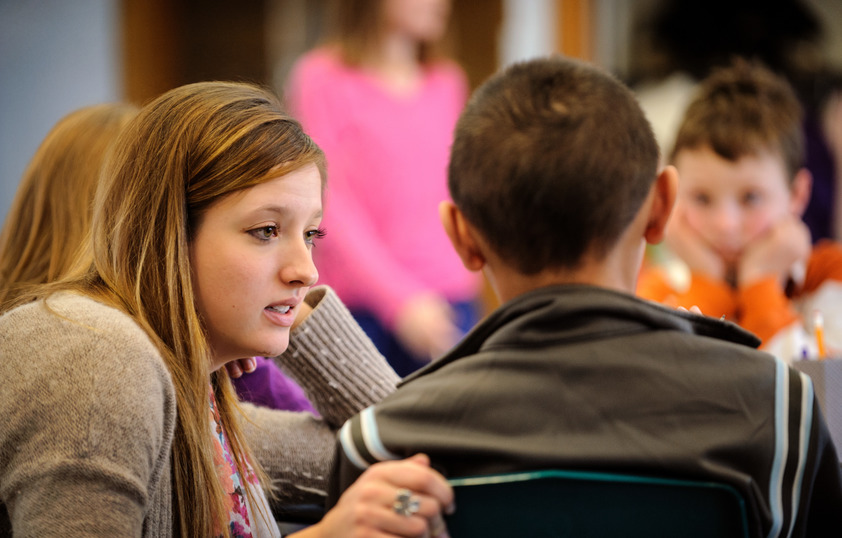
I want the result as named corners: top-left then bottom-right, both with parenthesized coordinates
top-left (671, 59), bottom-right (804, 180)
top-left (448, 56), bottom-right (659, 274)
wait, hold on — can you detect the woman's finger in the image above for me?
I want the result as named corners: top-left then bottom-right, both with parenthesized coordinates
top-left (369, 454), bottom-right (454, 512)
top-left (373, 488), bottom-right (447, 537)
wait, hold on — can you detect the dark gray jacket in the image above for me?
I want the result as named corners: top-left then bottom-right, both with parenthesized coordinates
top-left (333, 285), bottom-right (842, 537)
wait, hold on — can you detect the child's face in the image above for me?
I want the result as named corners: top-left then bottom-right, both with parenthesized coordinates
top-left (190, 164), bottom-right (323, 371)
top-left (674, 145), bottom-right (800, 266)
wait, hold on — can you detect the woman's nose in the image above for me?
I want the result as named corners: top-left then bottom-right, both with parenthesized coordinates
top-left (281, 242), bottom-right (319, 287)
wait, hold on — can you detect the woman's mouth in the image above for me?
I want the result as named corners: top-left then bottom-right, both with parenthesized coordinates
top-left (264, 303), bottom-right (296, 327)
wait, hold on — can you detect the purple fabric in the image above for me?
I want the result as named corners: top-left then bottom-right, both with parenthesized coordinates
top-left (232, 356), bottom-right (317, 414)
top-left (802, 115), bottom-right (836, 243)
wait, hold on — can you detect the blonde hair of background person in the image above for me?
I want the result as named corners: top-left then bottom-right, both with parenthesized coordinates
top-left (0, 81), bottom-right (451, 537)
top-left (0, 103), bottom-right (138, 309)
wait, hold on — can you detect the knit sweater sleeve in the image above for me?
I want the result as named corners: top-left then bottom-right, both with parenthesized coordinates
top-left (240, 286), bottom-right (398, 506)
top-left (0, 294), bottom-right (176, 537)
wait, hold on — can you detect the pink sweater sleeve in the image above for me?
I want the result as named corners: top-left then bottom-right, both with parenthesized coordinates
top-left (285, 51), bottom-right (470, 326)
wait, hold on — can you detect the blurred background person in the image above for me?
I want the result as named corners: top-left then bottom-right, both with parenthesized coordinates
top-left (284, 0), bottom-right (481, 376)
top-left (637, 60), bottom-right (842, 363)
top-left (0, 103), bottom-right (138, 310)
top-left (631, 0), bottom-right (842, 243)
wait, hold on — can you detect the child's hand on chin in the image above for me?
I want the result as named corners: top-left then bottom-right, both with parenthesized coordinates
top-left (737, 216), bottom-right (811, 288)
top-left (664, 203), bottom-right (726, 281)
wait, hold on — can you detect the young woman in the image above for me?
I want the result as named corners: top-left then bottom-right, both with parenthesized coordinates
top-left (284, 0), bottom-right (481, 376)
top-left (0, 103), bottom-right (313, 414)
top-left (0, 81), bottom-right (452, 537)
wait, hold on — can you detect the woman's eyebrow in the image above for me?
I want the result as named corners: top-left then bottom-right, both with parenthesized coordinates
top-left (251, 205), bottom-right (323, 220)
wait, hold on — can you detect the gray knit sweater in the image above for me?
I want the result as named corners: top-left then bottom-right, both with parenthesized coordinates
top-left (0, 286), bottom-right (398, 536)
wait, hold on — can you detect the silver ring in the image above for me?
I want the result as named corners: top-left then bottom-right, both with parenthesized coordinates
top-left (393, 488), bottom-right (421, 517)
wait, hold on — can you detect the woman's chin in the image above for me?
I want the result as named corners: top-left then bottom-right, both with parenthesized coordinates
top-left (251, 337), bottom-right (291, 360)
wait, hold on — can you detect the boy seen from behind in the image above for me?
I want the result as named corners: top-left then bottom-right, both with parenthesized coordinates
top-left (332, 56), bottom-right (841, 537)
top-left (638, 60), bottom-right (842, 362)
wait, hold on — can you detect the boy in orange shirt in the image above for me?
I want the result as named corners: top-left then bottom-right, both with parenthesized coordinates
top-left (638, 60), bottom-right (842, 362)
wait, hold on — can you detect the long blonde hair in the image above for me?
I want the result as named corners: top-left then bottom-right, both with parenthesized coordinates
top-left (0, 103), bottom-right (138, 309)
top-left (41, 82), bottom-right (325, 537)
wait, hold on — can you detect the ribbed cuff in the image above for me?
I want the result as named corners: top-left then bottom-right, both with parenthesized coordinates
top-left (276, 285), bottom-right (399, 425)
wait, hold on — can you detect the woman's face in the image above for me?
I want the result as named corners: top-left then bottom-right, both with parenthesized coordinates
top-left (383, 0), bottom-right (451, 43)
top-left (191, 164), bottom-right (323, 371)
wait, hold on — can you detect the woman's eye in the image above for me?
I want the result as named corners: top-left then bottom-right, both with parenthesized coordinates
top-left (305, 227), bottom-right (327, 246)
top-left (249, 226), bottom-right (278, 241)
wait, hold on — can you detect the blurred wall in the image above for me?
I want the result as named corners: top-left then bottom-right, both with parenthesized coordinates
top-left (3, 0), bottom-right (842, 228)
top-left (0, 0), bottom-right (120, 229)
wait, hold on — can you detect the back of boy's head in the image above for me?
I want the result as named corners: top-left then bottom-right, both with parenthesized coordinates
top-left (671, 59), bottom-right (804, 180)
top-left (448, 55), bottom-right (659, 274)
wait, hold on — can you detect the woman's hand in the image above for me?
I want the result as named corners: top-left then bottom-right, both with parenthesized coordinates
top-left (676, 305), bottom-right (703, 316)
top-left (394, 294), bottom-right (460, 362)
top-left (295, 453), bottom-right (454, 538)
top-left (225, 357), bottom-right (257, 379)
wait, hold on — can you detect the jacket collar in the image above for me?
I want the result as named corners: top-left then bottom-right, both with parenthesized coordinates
top-left (400, 284), bottom-right (759, 385)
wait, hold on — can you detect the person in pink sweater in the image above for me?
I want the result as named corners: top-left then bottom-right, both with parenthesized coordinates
top-left (284, 0), bottom-right (480, 376)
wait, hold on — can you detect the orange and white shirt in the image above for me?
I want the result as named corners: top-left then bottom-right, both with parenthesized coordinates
top-left (637, 240), bottom-right (842, 363)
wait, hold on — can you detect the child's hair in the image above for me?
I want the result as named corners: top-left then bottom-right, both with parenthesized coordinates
top-left (326, 0), bottom-right (446, 66)
top-left (36, 81), bottom-right (325, 537)
top-left (0, 103), bottom-right (138, 309)
top-left (670, 59), bottom-right (804, 180)
top-left (448, 55), bottom-right (659, 274)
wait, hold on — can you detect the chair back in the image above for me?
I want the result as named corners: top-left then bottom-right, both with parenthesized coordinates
top-left (444, 469), bottom-right (751, 538)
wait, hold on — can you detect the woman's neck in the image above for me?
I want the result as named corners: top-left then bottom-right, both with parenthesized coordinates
top-left (364, 32), bottom-right (423, 96)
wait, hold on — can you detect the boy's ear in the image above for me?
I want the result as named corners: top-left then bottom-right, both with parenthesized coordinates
top-left (789, 168), bottom-right (812, 217)
top-left (643, 165), bottom-right (678, 244)
top-left (439, 200), bottom-right (486, 272)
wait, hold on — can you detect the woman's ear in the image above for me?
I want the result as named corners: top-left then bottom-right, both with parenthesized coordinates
top-left (643, 165), bottom-right (678, 244)
top-left (439, 200), bottom-right (486, 272)
top-left (789, 168), bottom-right (812, 217)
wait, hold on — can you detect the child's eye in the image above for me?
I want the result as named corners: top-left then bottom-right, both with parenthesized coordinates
top-left (741, 191), bottom-right (762, 206)
top-left (305, 227), bottom-right (327, 246)
top-left (249, 226), bottom-right (279, 241)
top-left (690, 192), bottom-right (711, 206)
